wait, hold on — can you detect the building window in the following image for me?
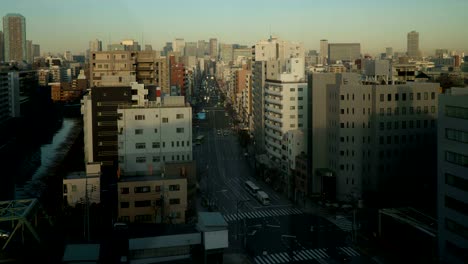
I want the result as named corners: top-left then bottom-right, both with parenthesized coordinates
top-left (445, 196), bottom-right (468, 216)
top-left (155, 185), bottom-right (161, 192)
top-left (446, 128), bottom-right (468, 143)
top-left (387, 122), bottom-right (392, 130)
top-left (409, 107), bottom-right (414, 114)
top-left (380, 108), bottom-right (384, 116)
top-left (417, 106), bottom-right (421, 114)
top-left (402, 107), bottom-right (406, 115)
top-left (120, 202), bottom-right (129, 208)
top-left (176, 128), bottom-right (184, 133)
top-left (379, 122), bottom-right (384, 131)
top-left (445, 218), bottom-right (468, 239)
top-left (169, 198), bottom-right (180, 205)
top-left (395, 94), bottom-right (399, 101)
top-left (431, 106), bottom-right (435, 113)
top-left (387, 94), bottom-right (392, 101)
top-left (176, 114), bottom-right (184, 119)
top-left (431, 92), bottom-right (435, 100)
top-left (134, 186), bottom-right (151, 193)
top-left (171, 141), bottom-right (174, 147)
top-left (410, 93), bottom-right (414, 100)
top-left (290, 97), bottom-right (295, 101)
top-left (445, 241), bottom-right (468, 263)
top-left (135, 129), bottom-right (143, 135)
top-left (341, 95), bottom-right (344, 100)
top-left (162, 117), bottom-right (169, 123)
top-left (290, 124), bottom-right (296, 128)
top-left (162, 142), bottom-right (165, 148)
top-left (290, 88), bottom-right (295, 92)
top-left (71, 185), bottom-right (77, 192)
top-left (298, 97), bottom-right (303, 101)
top-left (394, 107), bottom-right (399, 115)
top-left (134, 200), bottom-right (151, 208)
top-left (134, 215), bottom-right (152, 222)
top-left (136, 157), bottom-right (146, 163)
top-left (424, 92), bottom-right (428, 100)
top-left (290, 115), bottom-right (296, 119)
top-left (135, 143), bottom-right (146, 149)
top-left (121, 187), bottom-right (129, 194)
top-left (446, 105), bottom-right (468, 120)
top-left (417, 93), bottom-right (421, 100)
top-left (298, 88), bottom-right (303, 92)
top-left (153, 142), bottom-right (160, 148)
top-left (446, 173), bottom-right (468, 192)
top-left (135, 115), bottom-right (145, 120)
top-left (291, 106), bottom-right (296, 110)
top-left (153, 156), bottom-right (160, 162)
top-left (387, 108), bottom-right (392, 116)
top-left (154, 128), bottom-right (158, 133)
top-left (169, 184), bottom-right (180, 191)
top-left (380, 94), bottom-right (384, 102)
top-left (445, 151), bottom-right (468, 167)
top-left (298, 106), bottom-right (303, 110)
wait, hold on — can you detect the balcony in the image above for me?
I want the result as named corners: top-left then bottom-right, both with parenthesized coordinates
top-left (265, 129), bottom-right (282, 141)
top-left (265, 104), bottom-right (283, 114)
top-left (264, 96), bottom-right (282, 106)
top-left (265, 87), bottom-right (283, 96)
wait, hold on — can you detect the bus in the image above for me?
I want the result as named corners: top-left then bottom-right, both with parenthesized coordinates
top-left (195, 135), bottom-right (205, 145)
top-left (256, 191), bottom-right (270, 206)
top-left (244, 181), bottom-right (260, 196)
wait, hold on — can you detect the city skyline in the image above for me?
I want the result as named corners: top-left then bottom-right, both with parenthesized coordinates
top-left (1, 0), bottom-right (467, 55)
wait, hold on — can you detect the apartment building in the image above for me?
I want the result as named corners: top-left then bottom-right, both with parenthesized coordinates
top-left (437, 87), bottom-right (468, 264)
top-left (117, 175), bottom-right (187, 224)
top-left (117, 95), bottom-right (192, 175)
top-left (0, 71), bottom-right (20, 125)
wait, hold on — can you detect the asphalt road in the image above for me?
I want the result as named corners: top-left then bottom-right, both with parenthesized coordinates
top-left (194, 106), bottom-right (292, 215)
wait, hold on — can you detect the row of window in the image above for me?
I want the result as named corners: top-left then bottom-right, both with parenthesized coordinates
top-left (289, 97), bottom-right (304, 101)
top-left (130, 154), bottom-right (190, 163)
top-left (120, 184), bottom-right (180, 194)
top-left (133, 140), bottom-right (190, 149)
top-left (446, 218), bottom-right (468, 240)
top-left (379, 134), bottom-right (433, 145)
top-left (445, 151), bottom-right (468, 167)
top-left (134, 114), bottom-right (184, 121)
top-left (379, 106), bottom-right (436, 116)
top-left (134, 128), bottom-right (185, 135)
top-left (289, 106), bottom-right (304, 110)
top-left (445, 105), bottom-right (468, 120)
top-left (379, 120), bottom-right (436, 130)
top-left (445, 195), bottom-right (468, 217)
top-left (340, 92), bottom-right (436, 102)
top-left (446, 128), bottom-right (468, 143)
top-left (120, 198), bottom-right (181, 208)
top-left (445, 173), bottom-right (468, 192)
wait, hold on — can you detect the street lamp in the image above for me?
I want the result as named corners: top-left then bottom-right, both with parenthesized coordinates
top-left (236, 199), bottom-right (250, 241)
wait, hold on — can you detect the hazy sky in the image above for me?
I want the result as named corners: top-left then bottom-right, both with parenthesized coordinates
top-left (2, 0), bottom-right (467, 55)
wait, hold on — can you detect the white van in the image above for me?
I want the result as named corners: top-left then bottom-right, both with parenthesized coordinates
top-left (256, 191), bottom-right (270, 206)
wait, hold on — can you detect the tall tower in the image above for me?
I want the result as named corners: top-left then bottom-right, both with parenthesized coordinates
top-left (320, 39), bottom-right (328, 64)
top-left (407, 31), bottom-right (420, 58)
top-left (3, 14), bottom-right (26, 62)
top-left (209, 38), bottom-right (218, 59)
top-left (89, 39), bottom-right (102, 52)
top-left (0, 31), bottom-right (4, 62)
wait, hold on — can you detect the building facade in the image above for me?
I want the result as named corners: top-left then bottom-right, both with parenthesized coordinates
top-left (3, 14), bottom-right (26, 62)
top-left (407, 31), bottom-right (421, 58)
top-left (328, 43), bottom-right (361, 64)
top-left (209, 38), bottom-right (218, 59)
top-left (437, 88), bottom-right (468, 264)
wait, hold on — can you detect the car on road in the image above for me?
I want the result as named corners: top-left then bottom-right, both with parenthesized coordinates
top-left (217, 129), bottom-right (221, 135)
top-left (223, 130), bottom-right (229, 136)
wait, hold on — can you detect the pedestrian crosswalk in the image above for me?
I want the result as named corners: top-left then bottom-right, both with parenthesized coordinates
top-left (223, 208), bottom-right (303, 222)
top-left (254, 247), bottom-right (360, 264)
top-left (326, 215), bottom-right (353, 232)
top-left (338, 246), bottom-right (360, 256)
top-left (254, 248), bottom-right (328, 264)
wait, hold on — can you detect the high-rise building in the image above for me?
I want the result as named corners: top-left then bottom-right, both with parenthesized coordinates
top-left (26, 40), bottom-right (33, 63)
top-left (407, 31), bottom-right (421, 58)
top-left (320, 39), bottom-right (328, 64)
top-left (435, 49), bottom-right (449, 58)
top-left (89, 51), bottom-right (136, 87)
top-left (155, 57), bottom-right (170, 95)
top-left (32, 44), bottom-right (40, 59)
top-left (184, 42), bottom-right (197, 57)
top-left (209, 38), bottom-right (218, 59)
top-left (169, 55), bottom-right (185, 96)
top-left (308, 71), bottom-right (439, 202)
top-left (89, 39), bottom-right (102, 52)
top-left (328, 43), bottom-right (361, 63)
top-left (219, 44), bottom-right (233, 63)
top-left (0, 31), bottom-right (4, 62)
top-left (162, 42), bottom-right (172, 56)
top-left (0, 71), bottom-right (20, 125)
top-left (144, 44), bottom-right (152, 51)
top-left (386, 47), bottom-right (393, 58)
top-left (173, 38), bottom-right (185, 56)
top-left (197, 40), bottom-right (208, 58)
top-left (437, 88), bottom-right (468, 264)
top-left (3, 14), bottom-right (26, 62)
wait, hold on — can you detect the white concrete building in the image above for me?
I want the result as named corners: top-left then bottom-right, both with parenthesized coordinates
top-left (0, 71), bottom-right (20, 125)
top-left (437, 87), bottom-right (468, 264)
top-left (117, 94), bottom-right (192, 176)
top-left (63, 163), bottom-right (101, 207)
top-left (309, 72), bottom-right (439, 201)
top-left (264, 57), bottom-right (307, 163)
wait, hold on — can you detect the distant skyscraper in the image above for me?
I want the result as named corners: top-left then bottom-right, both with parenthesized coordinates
top-left (32, 44), bottom-right (40, 58)
top-left (328, 43), bottom-right (361, 63)
top-left (3, 14), bottom-right (26, 62)
top-left (173, 38), bottom-right (185, 56)
top-left (163, 42), bottom-right (172, 56)
top-left (386, 47), bottom-right (393, 58)
top-left (144, 44), bottom-right (152, 51)
top-left (320, 39), bottom-right (328, 64)
top-left (209, 38), bottom-right (218, 59)
top-left (219, 43), bottom-right (233, 63)
top-left (407, 31), bottom-right (420, 58)
top-left (89, 39), bottom-right (102, 52)
top-left (26, 40), bottom-right (33, 63)
top-left (0, 31), bottom-right (4, 62)
top-left (197, 40), bottom-right (208, 57)
top-left (184, 42), bottom-right (197, 57)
